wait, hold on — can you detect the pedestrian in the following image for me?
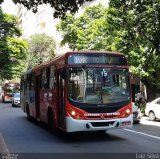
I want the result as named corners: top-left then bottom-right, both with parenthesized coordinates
top-left (136, 92), bottom-right (142, 108)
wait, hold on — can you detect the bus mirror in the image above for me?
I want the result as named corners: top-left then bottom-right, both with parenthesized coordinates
top-left (61, 69), bottom-right (67, 79)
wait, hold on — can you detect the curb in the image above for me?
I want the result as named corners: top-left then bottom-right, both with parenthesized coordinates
top-left (0, 133), bottom-right (9, 153)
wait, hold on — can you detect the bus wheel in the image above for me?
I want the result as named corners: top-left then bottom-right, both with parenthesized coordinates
top-left (26, 105), bottom-right (32, 121)
top-left (2, 97), bottom-right (5, 103)
top-left (48, 110), bottom-right (57, 134)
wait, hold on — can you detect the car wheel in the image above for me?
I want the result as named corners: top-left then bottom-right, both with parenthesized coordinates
top-left (134, 121), bottom-right (140, 124)
top-left (2, 97), bottom-right (5, 103)
top-left (149, 111), bottom-right (156, 121)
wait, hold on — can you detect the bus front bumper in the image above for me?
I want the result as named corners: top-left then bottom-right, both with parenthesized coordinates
top-left (66, 115), bottom-right (133, 132)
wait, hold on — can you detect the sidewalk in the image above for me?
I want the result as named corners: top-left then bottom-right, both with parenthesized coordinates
top-left (0, 133), bottom-right (9, 153)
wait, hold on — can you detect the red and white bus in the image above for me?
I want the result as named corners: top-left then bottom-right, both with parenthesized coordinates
top-left (2, 81), bottom-right (20, 102)
top-left (20, 51), bottom-right (133, 133)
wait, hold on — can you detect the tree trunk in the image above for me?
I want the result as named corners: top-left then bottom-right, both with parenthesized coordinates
top-left (145, 85), bottom-right (156, 102)
top-left (141, 78), bottom-right (157, 102)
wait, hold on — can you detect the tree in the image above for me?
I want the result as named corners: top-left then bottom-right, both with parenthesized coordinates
top-left (57, 4), bottom-right (108, 50)
top-left (0, 0), bottom-right (95, 19)
top-left (27, 34), bottom-right (56, 69)
top-left (57, 2), bottom-right (160, 101)
top-left (106, 0), bottom-right (160, 101)
top-left (0, 7), bottom-right (28, 80)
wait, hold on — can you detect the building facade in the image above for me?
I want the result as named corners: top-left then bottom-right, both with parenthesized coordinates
top-left (16, 0), bottom-right (109, 54)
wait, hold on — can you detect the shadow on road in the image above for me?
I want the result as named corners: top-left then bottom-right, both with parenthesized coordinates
top-left (24, 117), bottom-right (126, 143)
top-left (132, 117), bottom-right (160, 137)
top-left (58, 131), bottom-right (125, 143)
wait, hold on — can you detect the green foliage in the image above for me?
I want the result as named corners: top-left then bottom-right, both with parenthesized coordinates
top-left (0, 0), bottom-right (95, 19)
top-left (27, 34), bottom-right (56, 69)
top-left (0, 9), bottom-right (21, 38)
top-left (0, 36), bottom-right (28, 79)
top-left (57, 2), bottom-right (160, 100)
top-left (107, 0), bottom-right (160, 100)
top-left (57, 4), bottom-right (108, 51)
top-left (0, 7), bottom-right (28, 80)
top-left (140, 105), bottom-right (145, 114)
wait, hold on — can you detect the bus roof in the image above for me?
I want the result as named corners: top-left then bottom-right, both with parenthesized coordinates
top-left (22, 51), bottom-right (125, 76)
top-left (66, 50), bottom-right (124, 55)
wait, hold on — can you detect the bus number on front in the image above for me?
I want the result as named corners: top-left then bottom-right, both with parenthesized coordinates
top-left (74, 56), bottom-right (88, 64)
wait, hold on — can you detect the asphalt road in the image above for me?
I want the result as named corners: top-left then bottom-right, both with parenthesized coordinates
top-left (0, 102), bottom-right (160, 159)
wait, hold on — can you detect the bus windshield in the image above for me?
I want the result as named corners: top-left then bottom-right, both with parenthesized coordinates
top-left (68, 67), bottom-right (130, 104)
top-left (3, 84), bottom-right (20, 95)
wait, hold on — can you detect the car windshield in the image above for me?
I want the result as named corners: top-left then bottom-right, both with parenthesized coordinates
top-left (68, 67), bottom-right (130, 104)
top-left (14, 93), bottom-right (20, 98)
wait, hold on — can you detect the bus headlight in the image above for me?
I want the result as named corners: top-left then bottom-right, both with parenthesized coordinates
top-left (71, 110), bottom-right (76, 116)
top-left (67, 108), bottom-right (84, 120)
top-left (121, 108), bottom-right (132, 118)
top-left (126, 109), bottom-right (130, 114)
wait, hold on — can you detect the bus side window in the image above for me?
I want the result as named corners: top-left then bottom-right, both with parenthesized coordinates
top-left (42, 68), bottom-right (49, 89)
top-left (27, 74), bottom-right (31, 90)
top-left (20, 77), bottom-right (24, 91)
top-left (31, 74), bottom-right (35, 90)
top-left (49, 65), bottom-right (56, 89)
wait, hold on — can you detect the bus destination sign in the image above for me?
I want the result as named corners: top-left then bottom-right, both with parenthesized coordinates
top-left (68, 54), bottom-right (127, 65)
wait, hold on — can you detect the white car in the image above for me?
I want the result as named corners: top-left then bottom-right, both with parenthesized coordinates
top-left (12, 92), bottom-right (20, 107)
top-left (132, 102), bottom-right (141, 124)
top-left (145, 97), bottom-right (160, 121)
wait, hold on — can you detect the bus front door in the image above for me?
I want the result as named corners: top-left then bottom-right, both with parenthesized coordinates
top-left (57, 69), bottom-right (66, 129)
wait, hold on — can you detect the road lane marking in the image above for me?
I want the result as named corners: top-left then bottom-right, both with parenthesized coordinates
top-left (123, 128), bottom-right (160, 140)
top-left (0, 133), bottom-right (9, 153)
